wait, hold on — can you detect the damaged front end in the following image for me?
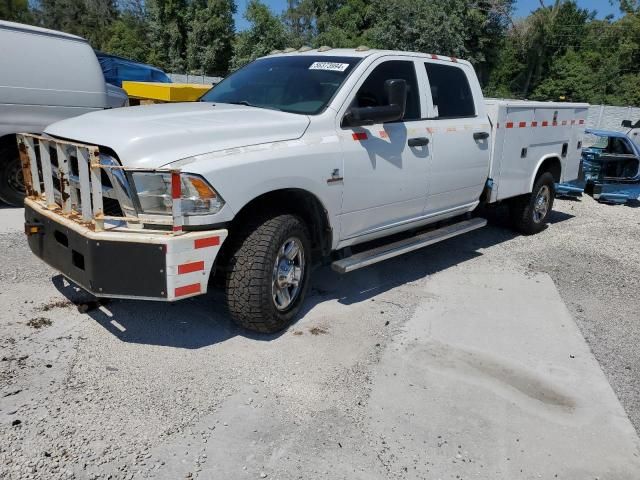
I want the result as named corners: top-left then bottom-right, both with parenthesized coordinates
top-left (557, 129), bottom-right (640, 205)
top-left (17, 133), bottom-right (227, 301)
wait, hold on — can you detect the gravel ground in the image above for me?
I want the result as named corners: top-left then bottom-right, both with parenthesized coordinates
top-left (0, 195), bottom-right (638, 479)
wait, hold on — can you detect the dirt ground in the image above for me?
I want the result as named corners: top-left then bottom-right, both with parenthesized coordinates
top-left (0, 195), bottom-right (638, 479)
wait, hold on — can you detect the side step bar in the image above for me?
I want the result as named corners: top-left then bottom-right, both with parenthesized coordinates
top-left (331, 218), bottom-right (487, 274)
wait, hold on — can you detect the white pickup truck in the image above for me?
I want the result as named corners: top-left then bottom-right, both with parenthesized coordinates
top-left (18, 48), bottom-right (588, 332)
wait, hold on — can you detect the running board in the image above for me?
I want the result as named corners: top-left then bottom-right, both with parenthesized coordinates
top-left (331, 218), bottom-right (487, 274)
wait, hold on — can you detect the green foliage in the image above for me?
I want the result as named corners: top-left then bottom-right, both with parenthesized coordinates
top-left (187, 0), bottom-right (236, 75)
top-left (231, 0), bottom-right (287, 69)
top-left (103, 12), bottom-right (150, 62)
top-left (0, 0), bottom-right (31, 22)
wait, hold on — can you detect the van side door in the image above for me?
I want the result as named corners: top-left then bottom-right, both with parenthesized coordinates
top-left (421, 61), bottom-right (491, 216)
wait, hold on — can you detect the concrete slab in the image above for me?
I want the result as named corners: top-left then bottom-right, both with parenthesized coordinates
top-left (0, 206), bottom-right (24, 233)
top-left (368, 271), bottom-right (640, 479)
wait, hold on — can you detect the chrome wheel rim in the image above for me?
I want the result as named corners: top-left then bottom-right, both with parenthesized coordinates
top-left (533, 185), bottom-right (550, 223)
top-left (272, 237), bottom-right (304, 311)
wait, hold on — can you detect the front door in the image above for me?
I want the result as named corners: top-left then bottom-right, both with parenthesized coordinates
top-left (338, 58), bottom-right (430, 241)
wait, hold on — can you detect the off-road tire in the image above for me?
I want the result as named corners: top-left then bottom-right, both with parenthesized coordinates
top-left (510, 172), bottom-right (556, 235)
top-left (224, 213), bottom-right (311, 333)
top-left (0, 146), bottom-right (25, 207)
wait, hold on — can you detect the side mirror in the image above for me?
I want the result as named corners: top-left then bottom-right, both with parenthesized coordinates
top-left (344, 79), bottom-right (407, 127)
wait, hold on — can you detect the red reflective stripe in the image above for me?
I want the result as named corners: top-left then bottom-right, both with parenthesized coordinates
top-left (352, 132), bottom-right (367, 141)
top-left (531, 121), bottom-right (538, 127)
top-left (431, 54), bottom-right (438, 60)
top-left (542, 121), bottom-right (549, 127)
top-left (175, 283), bottom-right (201, 297)
top-left (178, 261), bottom-right (205, 274)
top-left (171, 172), bottom-right (181, 199)
top-left (172, 225), bottom-right (182, 232)
top-left (579, 119), bottom-right (585, 125)
top-left (505, 122), bottom-right (514, 129)
top-left (194, 236), bottom-right (220, 249)
top-left (518, 121), bottom-right (527, 128)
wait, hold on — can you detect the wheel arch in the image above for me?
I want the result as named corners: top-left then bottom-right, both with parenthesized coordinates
top-left (529, 155), bottom-right (562, 192)
top-left (226, 188), bottom-right (333, 260)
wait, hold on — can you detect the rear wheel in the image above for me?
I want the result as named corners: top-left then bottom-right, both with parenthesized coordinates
top-left (0, 146), bottom-right (25, 207)
top-left (510, 172), bottom-right (555, 235)
top-left (224, 213), bottom-right (311, 333)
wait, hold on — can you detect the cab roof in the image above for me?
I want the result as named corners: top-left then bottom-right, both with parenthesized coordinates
top-left (266, 48), bottom-right (473, 67)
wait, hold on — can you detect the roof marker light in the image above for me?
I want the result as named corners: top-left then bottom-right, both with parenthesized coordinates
top-left (317, 45), bottom-right (333, 52)
top-left (298, 46), bottom-right (312, 52)
top-left (355, 45), bottom-right (370, 52)
top-left (283, 47), bottom-right (296, 53)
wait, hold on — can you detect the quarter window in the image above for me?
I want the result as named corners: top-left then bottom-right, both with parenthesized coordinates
top-left (352, 60), bottom-right (421, 121)
top-left (424, 63), bottom-right (475, 118)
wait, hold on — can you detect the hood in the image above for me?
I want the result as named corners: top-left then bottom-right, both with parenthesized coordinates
top-left (45, 102), bottom-right (310, 168)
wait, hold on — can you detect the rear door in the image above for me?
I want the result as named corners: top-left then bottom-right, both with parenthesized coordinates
top-left (421, 61), bottom-right (491, 215)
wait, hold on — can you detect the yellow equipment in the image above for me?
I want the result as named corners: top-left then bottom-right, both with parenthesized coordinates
top-left (122, 81), bottom-right (212, 104)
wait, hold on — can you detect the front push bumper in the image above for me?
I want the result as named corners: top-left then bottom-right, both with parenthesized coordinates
top-left (24, 199), bottom-right (228, 301)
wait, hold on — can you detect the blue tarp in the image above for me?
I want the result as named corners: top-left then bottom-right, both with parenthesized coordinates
top-left (96, 52), bottom-right (171, 87)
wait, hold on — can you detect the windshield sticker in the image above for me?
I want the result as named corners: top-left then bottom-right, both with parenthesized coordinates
top-left (309, 62), bottom-right (350, 72)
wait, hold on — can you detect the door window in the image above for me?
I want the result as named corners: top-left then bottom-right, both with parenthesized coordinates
top-left (352, 60), bottom-right (421, 121)
top-left (424, 63), bottom-right (475, 118)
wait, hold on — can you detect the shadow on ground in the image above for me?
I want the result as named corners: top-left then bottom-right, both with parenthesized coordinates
top-left (53, 207), bottom-right (575, 349)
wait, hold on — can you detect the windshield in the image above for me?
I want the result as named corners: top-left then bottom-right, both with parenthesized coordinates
top-left (200, 55), bottom-right (361, 115)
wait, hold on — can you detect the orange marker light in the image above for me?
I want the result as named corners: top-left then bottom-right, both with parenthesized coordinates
top-left (187, 176), bottom-right (216, 199)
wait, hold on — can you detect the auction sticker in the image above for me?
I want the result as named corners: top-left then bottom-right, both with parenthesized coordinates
top-left (309, 62), bottom-right (350, 72)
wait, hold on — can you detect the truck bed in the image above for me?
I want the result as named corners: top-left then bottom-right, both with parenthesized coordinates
top-left (485, 99), bottom-right (590, 202)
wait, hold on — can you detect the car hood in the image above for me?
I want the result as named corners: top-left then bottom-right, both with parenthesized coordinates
top-left (45, 102), bottom-right (310, 168)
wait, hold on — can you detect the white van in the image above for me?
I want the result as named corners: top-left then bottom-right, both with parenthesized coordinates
top-left (0, 20), bottom-right (127, 205)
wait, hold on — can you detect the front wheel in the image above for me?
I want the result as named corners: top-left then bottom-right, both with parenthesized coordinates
top-left (224, 213), bottom-right (311, 333)
top-left (509, 172), bottom-right (556, 235)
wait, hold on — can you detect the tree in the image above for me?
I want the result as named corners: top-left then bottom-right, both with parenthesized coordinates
top-left (146, 0), bottom-right (189, 72)
top-left (186, 0), bottom-right (236, 75)
top-left (34, 0), bottom-right (118, 47)
top-left (0, 0), bottom-right (32, 22)
top-left (103, 14), bottom-right (151, 62)
top-left (232, 0), bottom-right (287, 68)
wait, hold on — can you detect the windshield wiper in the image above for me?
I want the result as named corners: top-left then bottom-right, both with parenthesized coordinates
top-left (225, 100), bottom-right (282, 112)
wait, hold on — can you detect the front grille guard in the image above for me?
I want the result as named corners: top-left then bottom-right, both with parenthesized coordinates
top-left (17, 133), bottom-right (183, 233)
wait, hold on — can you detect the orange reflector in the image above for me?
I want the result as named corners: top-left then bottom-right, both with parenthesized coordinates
top-left (194, 236), bottom-right (220, 249)
top-left (175, 283), bottom-right (201, 297)
top-left (186, 176), bottom-right (217, 199)
top-left (178, 261), bottom-right (205, 274)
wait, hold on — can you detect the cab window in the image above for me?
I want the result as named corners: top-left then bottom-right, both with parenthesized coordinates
top-left (424, 63), bottom-right (475, 118)
top-left (352, 60), bottom-right (421, 121)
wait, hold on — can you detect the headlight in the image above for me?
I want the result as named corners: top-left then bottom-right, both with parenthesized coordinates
top-left (131, 172), bottom-right (225, 216)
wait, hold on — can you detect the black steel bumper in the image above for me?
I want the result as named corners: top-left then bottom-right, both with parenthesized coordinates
top-left (25, 203), bottom-right (168, 299)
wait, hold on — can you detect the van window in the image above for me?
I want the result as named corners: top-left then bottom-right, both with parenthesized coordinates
top-left (424, 63), bottom-right (475, 118)
top-left (352, 60), bottom-right (420, 121)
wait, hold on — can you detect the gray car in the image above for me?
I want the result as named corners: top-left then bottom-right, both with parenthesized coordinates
top-left (0, 20), bottom-right (127, 206)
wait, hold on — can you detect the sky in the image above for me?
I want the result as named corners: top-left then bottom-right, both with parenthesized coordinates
top-left (234, 0), bottom-right (622, 31)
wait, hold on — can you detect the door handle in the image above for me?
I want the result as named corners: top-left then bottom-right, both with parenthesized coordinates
top-left (473, 132), bottom-right (490, 140)
top-left (408, 137), bottom-right (430, 147)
